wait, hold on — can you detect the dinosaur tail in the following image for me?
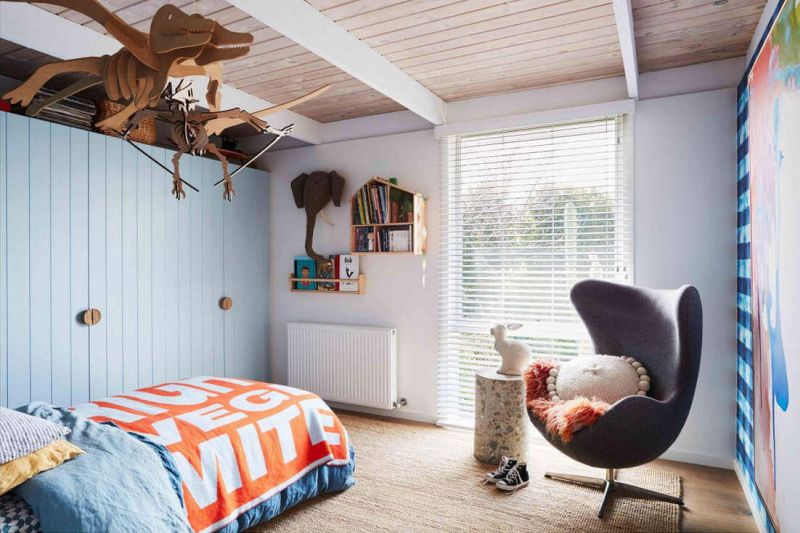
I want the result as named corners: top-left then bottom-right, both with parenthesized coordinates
top-left (252, 85), bottom-right (331, 119)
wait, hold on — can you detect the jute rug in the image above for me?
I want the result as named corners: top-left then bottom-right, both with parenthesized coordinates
top-left (253, 412), bottom-right (681, 533)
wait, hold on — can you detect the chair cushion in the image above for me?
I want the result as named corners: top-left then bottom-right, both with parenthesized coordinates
top-left (0, 408), bottom-right (70, 464)
top-left (524, 356), bottom-right (651, 443)
top-left (549, 355), bottom-right (650, 403)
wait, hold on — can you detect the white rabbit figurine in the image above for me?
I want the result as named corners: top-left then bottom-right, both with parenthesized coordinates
top-left (490, 323), bottom-right (531, 376)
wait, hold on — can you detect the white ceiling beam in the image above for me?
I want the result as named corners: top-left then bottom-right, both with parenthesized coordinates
top-left (0, 2), bottom-right (322, 144)
top-left (0, 1), bottom-right (119, 58)
top-left (226, 0), bottom-right (446, 125)
top-left (612, 0), bottom-right (639, 100)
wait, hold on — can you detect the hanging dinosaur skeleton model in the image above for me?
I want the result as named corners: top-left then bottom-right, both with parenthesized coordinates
top-left (148, 80), bottom-right (312, 200)
top-left (2, 0), bottom-right (328, 200)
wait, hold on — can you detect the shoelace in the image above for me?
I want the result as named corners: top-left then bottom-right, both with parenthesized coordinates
top-left (481, 457), bottom-right (512, 484)
top-left (489, 457), bottom-right (511, 478)
top-left (503, 467), bottom-right (522, 485)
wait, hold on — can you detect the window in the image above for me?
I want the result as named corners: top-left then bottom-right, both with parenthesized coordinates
top-left (438, 115), bottom-right (633, 426)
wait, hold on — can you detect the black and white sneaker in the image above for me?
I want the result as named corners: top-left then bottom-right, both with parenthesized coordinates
top-left (496, 463), bottom-right (529, 492)
top-left (483, 456), bottom-right (517, 484)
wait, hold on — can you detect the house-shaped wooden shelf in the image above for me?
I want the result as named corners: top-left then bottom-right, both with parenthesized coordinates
top-left (350, 177), bottom-right (427, 255)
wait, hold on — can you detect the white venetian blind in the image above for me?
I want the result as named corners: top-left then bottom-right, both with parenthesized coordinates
top-left (438, 115), bottom-right (633, 426)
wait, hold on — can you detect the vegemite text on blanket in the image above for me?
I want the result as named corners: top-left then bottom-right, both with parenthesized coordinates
top-left (71, 377), bottom-right (350, 533)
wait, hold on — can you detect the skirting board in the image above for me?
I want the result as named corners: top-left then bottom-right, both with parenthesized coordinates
top-left (659, 448), bottom-right (734, 470)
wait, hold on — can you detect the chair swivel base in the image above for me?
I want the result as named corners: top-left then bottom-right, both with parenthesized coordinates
top-left (544, 469), bottom-right (684, 518)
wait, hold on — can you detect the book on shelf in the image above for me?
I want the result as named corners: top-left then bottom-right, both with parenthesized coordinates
top-left (357, 226), bottom-right (412, 252)
top-left (316, 259), bottom-right (336, 291)
top-left (379, 183), bottom-right (388, 222)
top-left (293, 256), bottom-right (316, 290)
top-left (371, 185), bottom-right (380, 223)
top-left (333, 254), bottom-right (359, 292)
top-left (356, 190), bottom-right (365, 225)
top-left (388, 228), bottom-right (411, 252)
top-left (353, 180), bottom-right (410, 225)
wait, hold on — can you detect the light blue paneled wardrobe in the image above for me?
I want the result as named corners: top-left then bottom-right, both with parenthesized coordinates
top-left (0, 112), bottom-right (269, 409)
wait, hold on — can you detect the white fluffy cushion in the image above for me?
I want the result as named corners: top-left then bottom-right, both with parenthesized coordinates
top-left (546, 355), bottom-right (651, 403)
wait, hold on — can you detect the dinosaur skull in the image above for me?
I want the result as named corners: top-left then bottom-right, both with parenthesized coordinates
top-left (196, 20), bottom-right (254, 65)
top-left (149, 5), bottom-right (253, 65)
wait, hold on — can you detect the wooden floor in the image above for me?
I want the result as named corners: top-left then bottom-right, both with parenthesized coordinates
top-left (647, 457), bottom-right (758, 533)
top-left (339, 410), bottom-right (758, 533)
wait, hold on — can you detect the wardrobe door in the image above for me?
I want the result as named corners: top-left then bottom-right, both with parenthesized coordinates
top-left (223, 166), bottom-right (269, 382)
top-left (177, 153), bottom-right (226, 381)
top-left (87, 133), bottom-right (178, 396)
top-left (90, 141), bottom-right (227, 389)
top-left (200, 156), bottom-right (226, 378)
top-left (0, 114), bottom-right (90, 408)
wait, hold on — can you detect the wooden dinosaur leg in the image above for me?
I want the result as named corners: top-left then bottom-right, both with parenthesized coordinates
top-left (204, 63), bottom-right (223, 111)
top-left (3, 56), bottom-right (105, 107)
top-left (95, 101), bottom-right (138, 133)
top-left (170, 150), bottom-right (187, 200)
top-left (205, 143), bottom-right (234, 201)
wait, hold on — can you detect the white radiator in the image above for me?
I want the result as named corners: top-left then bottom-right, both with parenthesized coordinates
top-left (287, 322), bottom-right (398, 410)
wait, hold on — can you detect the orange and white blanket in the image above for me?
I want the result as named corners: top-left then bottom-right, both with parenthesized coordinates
top-left (72, 377), bottom-right (350, 533)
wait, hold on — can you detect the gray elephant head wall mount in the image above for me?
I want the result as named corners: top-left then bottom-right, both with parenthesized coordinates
top-left (291, 171), bottom-right (345, 261)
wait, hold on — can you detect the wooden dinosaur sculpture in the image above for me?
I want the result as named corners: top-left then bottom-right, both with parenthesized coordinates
top-left (132, 82), bottom-right (327, 201)
top-left (2, 0), bottom-right (253, 132)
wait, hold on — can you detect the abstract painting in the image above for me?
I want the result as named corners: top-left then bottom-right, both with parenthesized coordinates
top-left (741, 0), bottom-right (800, 530)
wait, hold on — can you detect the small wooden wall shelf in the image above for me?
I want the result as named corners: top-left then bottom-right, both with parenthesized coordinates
top-left (289, 273), bottom-right (366, 295)
top-left (350, 177), bottom-right (427, 255)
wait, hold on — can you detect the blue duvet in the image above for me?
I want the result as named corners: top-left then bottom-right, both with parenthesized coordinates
top-left (13, 403), bottom-right (355, 532)
top-left (14, 402), bottom-right (191, 533)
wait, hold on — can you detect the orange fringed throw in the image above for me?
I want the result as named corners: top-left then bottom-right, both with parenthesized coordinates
top-left (524, 361), bottom-right (609, 443)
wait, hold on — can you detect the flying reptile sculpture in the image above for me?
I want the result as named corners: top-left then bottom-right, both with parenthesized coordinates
top-left (2, 0), bottom-right (253, 132)
top-left (1, 0), bottom-right (330, 200)
top-left (145, 81), bottom-right (328, 200)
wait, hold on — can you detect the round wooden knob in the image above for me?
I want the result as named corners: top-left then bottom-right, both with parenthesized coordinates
top-left (83, 308), bottom-right (102, 326)
top-left (219, 297), bottom-right (233, 310)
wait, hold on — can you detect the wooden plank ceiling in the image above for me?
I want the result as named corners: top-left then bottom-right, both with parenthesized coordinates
top-left (633, 0), bottom-right (767, 72)
top-left (306, 0), bottom-right (625, 102)
top-left (23, 0), bottom-right (768, 121)
top-left (33, 0), bottom-right (403, 122)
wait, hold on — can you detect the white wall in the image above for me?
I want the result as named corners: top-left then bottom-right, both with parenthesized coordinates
top-left (265, 79), bottom-right (739, 468)
top-left (265, 130), bottom-right (440, 423)
top-left (634, 88), bottom-right (738, 467)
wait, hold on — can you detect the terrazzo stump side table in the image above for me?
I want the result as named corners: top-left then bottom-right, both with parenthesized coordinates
top-left (474, 368), bottom-right (529, 464)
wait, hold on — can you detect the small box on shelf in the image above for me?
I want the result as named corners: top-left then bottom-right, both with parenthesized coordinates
top-left (350, 177), bottom-right (427, 255)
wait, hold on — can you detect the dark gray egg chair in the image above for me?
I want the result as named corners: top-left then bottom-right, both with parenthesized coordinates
top-left (528, 279), bottom-right (702, 518)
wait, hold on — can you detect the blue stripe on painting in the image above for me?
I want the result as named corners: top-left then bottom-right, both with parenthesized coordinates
top-left (736, 29), bottom-right (779, 529)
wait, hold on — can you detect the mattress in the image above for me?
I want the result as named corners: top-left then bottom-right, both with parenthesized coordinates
top-left (3, 377), bottom-right (355, 533)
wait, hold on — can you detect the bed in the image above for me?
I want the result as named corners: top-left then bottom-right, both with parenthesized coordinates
top-left (0, 377), bottom-right (355, 533)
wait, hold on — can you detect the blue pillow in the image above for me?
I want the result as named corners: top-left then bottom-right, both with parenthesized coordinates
top-left (12, 403), bottom-right (191, 533)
